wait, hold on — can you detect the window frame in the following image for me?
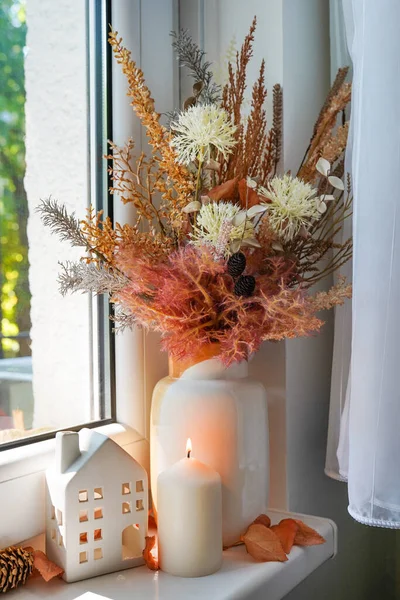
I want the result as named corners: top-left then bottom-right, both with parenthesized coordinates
top-left (0, 0), bottom-right (116, 453)
top-left (0, 0), bottom-right (178, 546)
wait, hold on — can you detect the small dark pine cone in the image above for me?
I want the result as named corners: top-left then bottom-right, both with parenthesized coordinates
top-left (234, 275), bottom-right (256, 298)
top-left (227, 252), bottom-right (246, 278)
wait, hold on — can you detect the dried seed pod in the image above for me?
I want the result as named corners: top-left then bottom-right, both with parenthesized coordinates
top-left (0, 547), bottom-right (33, 593)
top-left (234, 275), bottom-right (256, 298)
top-left (227, 252), bottom-right (246, 278)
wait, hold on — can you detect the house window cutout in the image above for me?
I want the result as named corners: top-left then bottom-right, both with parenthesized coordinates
top-left (94, 487), bottom-right (103, 500)
top-left (56, 509), bottom-right (63, 525)
top-left (94, 548), bottom-right (103, 560)
top-left (136, 499), bottom-right (144, 512)
top-left (136, 480), bottom-right (144, 493)
top-left (94, 528), bottom-right (102, 541)
top-left (58, 533), bottom-right (64, 547)
top-left (79, 532), bottom-right (88, 545)
top-left (50, 528), bottom-right (56, 542)
top-left (50, 505), bottom-right (56, 520)
top-left (79, 551), bottom-right (88, 564)
top-left (122, 502), bottom-right (131, 514)
top-left (94, 507), bottom-right (103, 520)
top-left (122, 525), bottom-right (142, 560)
top-left (79, 510), bottom-right (88, 523)
top-left (122, 482), bottom-right (131, 495)
top-left (79, 490), bottom-right (88, 503)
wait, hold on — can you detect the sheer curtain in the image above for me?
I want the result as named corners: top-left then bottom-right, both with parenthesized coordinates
top-left (327, 0), bottom-right (400, 527)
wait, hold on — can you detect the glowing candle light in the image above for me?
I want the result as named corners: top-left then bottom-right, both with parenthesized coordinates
top-left (157, 439), bottom-right (223, 577)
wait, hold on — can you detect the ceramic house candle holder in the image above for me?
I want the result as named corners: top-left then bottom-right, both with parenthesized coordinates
top-left (45, 428), bottom-right (148, 583)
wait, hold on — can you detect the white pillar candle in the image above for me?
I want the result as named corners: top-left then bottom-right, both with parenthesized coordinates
top-left (157, 439), bottom-right (223, 577)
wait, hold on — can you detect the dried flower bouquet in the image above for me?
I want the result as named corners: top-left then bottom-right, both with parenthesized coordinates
top-left (39, 18), bottom-right (352, 365)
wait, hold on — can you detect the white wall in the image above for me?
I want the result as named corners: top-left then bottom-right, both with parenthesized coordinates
top-left (25, 0), bottom-right (92, 429)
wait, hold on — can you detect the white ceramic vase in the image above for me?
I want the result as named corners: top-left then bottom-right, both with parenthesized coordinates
top-left (150, 345), bottom-right (269, 547)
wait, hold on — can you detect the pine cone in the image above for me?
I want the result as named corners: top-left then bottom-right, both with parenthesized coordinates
top-left (234, 275), bottom-right (256, 298)
top-left (228, 252), bottom-right (246, 278)
top-left (0, 547), bottom-right (33, 593)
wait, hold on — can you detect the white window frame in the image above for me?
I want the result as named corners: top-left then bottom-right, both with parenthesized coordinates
top-left (0, 0), bottom-right (179, 545)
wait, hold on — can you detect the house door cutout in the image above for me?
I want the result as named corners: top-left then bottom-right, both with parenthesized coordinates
top-left (122, 524), bottom-right (142, 560)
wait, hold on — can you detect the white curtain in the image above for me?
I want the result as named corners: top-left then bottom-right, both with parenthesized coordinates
top-left (326, 0), bottom-right (400, 528)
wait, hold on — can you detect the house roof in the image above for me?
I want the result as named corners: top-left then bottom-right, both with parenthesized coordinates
top-left (47, 428), bottom-right (137, 486)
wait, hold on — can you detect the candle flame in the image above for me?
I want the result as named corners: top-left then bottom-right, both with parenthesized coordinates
top-left (186, 438), bottom-right (192, 458)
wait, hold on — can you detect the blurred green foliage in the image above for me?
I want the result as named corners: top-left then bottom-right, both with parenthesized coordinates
top-left (0, 0), bottom-right (30, 358)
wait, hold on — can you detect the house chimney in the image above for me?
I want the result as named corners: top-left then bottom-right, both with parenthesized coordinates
top-left (56, 431), bottom-right (81, 473)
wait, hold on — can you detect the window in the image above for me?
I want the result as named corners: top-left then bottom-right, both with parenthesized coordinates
top-left (0, 0), bottom-right (114, 448)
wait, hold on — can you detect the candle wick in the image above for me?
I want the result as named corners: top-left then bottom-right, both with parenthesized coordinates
top-left (187, 449), bottom-right (191, 458)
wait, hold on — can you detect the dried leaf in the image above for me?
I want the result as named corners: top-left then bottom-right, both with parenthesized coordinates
top-left (315, 199), bottom-right (327, 214)
top-left (182, 200), bottom-right (201, 213)
top-left (238, 178), bottom-right (261, 208)
top-left (272, 241), bottom-right (284, 252)
top-left (252, 514), bottom-right (271, 528)
top-left (270, 519), bottom-right (298, 554)
top-left (232, 211), bottom-right (247, 226)
top-left (193, 81), bottom-right (204, 95)
top-left (204, 159), bottom-right (221, 172)
top-left (241, 237), bottom-right (262, 248)
top-left (328, 175), bottom-right (344, 190)
top-left (241, 524), bottom-right (288, 562)
top-left (143, 536), bottom-right (159, 571)
top-left (316, 157), bottom-right (330, 177)
top-left (230, 239), bottom-right (242, 254)
top-left (320, 194), bottom-right (335, 202)
top-left (247, 204), bottom-right (268, 218)
top-left (246, 176), bottom-right (258, 189)
top-left (183, 96), bottom-right (197, 110)
top-left (294, 520), bottom-right (326, 547)
top-left (32, 550), bottom-right (64, 582)
top-left (208, 177), bottom-right (238, 201)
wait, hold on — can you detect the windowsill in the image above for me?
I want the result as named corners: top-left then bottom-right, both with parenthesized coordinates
top-left (15, 511), bottom-right (337, 600)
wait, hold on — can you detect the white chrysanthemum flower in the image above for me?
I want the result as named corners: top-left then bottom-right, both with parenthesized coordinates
top-left (170, 105), bottom-right (237, 165)
top-left (259, 174), bottom-right (320, 241)
top-left (190, 201), bottom-right (254, 256)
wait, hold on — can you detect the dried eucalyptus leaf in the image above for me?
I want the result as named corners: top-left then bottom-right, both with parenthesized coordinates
top-left (272, 241), bottom-right (284, 252)
top-left (241, 237), bottom-right (262, 248)
top-left (182, 200), bottom-right (201, 213)
top-left (230, 239), bottom-right (242, 254)
top-left (247, 204), bottom-right (268, 218)
top-left (232, 211), bottom-right (247, 227)
top-left (328, 175), bottom-right (344, 191)
top-left (316, 157), bottom-right (330, 177)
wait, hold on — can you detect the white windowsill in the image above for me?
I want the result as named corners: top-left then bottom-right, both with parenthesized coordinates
top-left (14, 511), bottom-right (337, 600)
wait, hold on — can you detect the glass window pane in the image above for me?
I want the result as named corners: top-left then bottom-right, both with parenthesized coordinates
top-left (0, 0), bottom-right (112, 446)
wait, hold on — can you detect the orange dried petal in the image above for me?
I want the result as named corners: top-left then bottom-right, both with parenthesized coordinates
top-left (270, 519), bottom-right (298, 554)
top-left (208, 177), bottom-right (239, 201)
top-left (252, 514), bottom-right (271, 528)
top-left (294, 520), bottom-right (326, 547)
top-left (241, 523), bottom-right (288, 562)
top-left (143, 535), bottom-right (159, 571)
top-left (33, 550), bottom-right (64, 582)
top-left (238, 178), bottom-right (261, 208)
